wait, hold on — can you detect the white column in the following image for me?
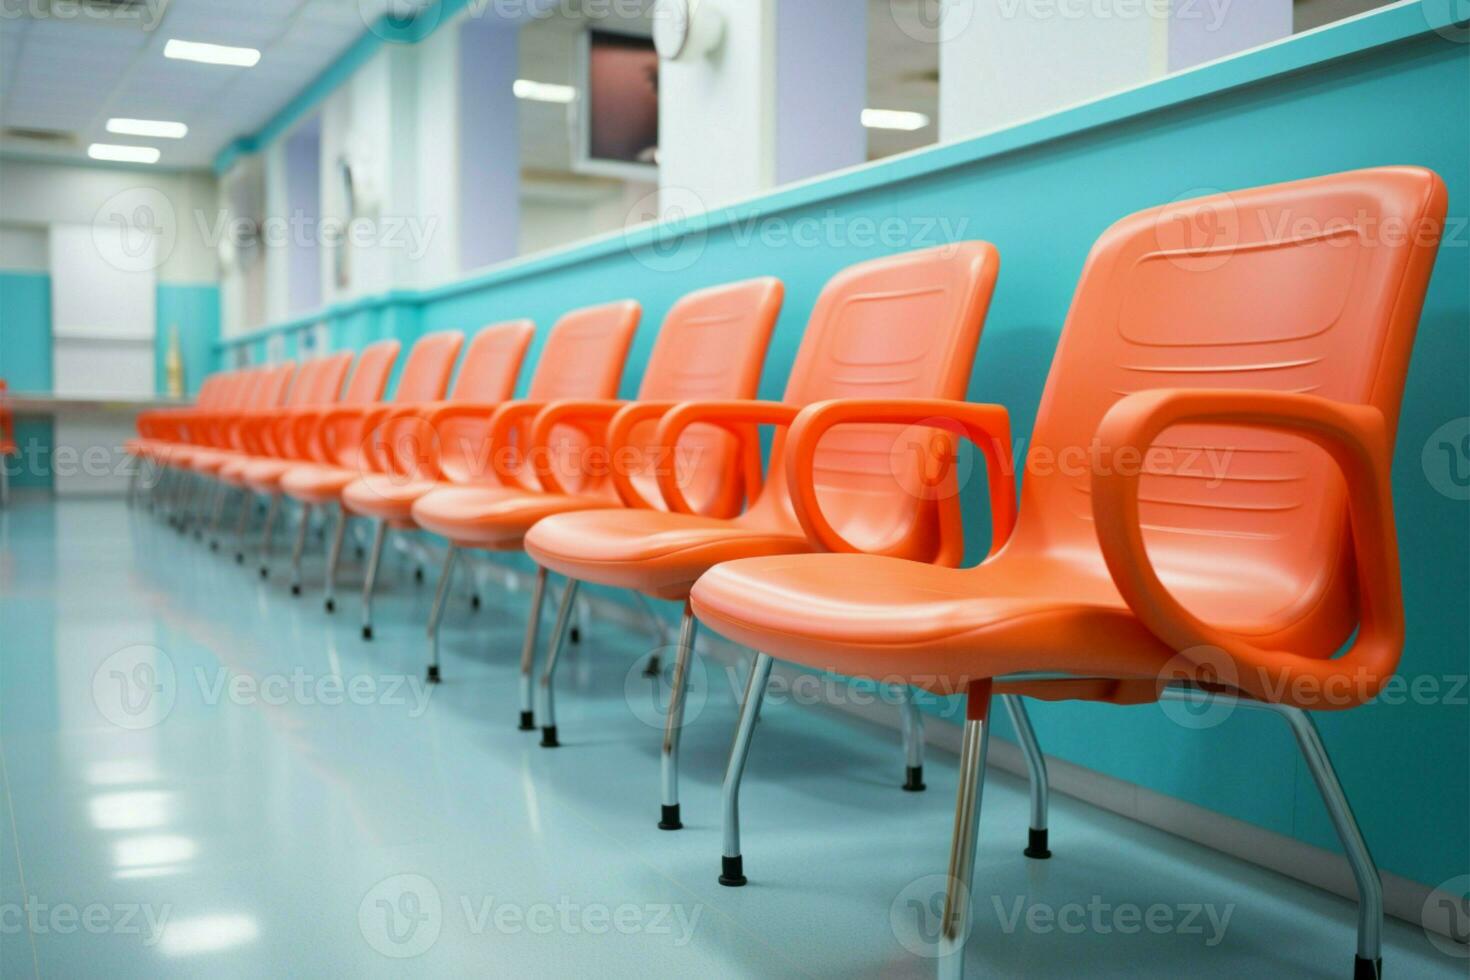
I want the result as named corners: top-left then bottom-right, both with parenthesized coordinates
top-left (456, 20), bottom-right (521, 272)
top-left (659, 0), bottom-right (868, 211)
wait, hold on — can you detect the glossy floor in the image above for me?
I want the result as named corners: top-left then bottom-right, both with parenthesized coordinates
top-left (0, 498), bottom-right (1460, 978)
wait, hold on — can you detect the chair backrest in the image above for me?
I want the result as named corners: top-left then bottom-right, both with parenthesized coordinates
top-left (392, 331), bottom-right (465, 403)
top-left (283, 359), bottom-right (323, 408)
top-left (751, 243), bottom-right (1001, 562)
top-left (307, 352), bottom-right (354, 405)
top-left (1010, 166), bottom-right (1447, 656)
top-left (517, 300), bottom-right (641, 491)
top-left (624, 277), bottom-right (785, 516)
top-left (450, 321), bottom-right (536, 402)
top-left (341, 340), bottom-right (402, 404)
top-left (252, 363), bottom-right (297, 411)
top-left (432, 322), bottom-right (536, 484)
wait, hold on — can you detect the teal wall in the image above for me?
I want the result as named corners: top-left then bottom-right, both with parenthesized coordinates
top-left (0, 275), bottom-right (220, 488)
top-left (217, 5), bottom-right (1468, 890)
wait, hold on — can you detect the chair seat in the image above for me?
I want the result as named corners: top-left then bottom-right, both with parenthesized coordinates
top-left (190, 449), bottom-right (242, 474)
top-left (411, 485), bottom-right (622, 550)
top-left (240, 458), bottom-right (298, 493)
top-left (526, 509), bottom-right (811, 601)
top-left (280, 463), bottom-right (357, 504)
top-left (341, 473), bottom-right (440, 524)
top-left (689, 552), bottom-right (1187, 695)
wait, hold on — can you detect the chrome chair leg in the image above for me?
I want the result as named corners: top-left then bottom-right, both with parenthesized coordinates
top-left (323, 507), bottom-right (347, 612)
top-left (658, 603), bottom-right (699, 831)
top-left (424, 545), bottom-right (459, 684)
top-left (536, 578), bottom-right (580, 747)
top-left (899, 685), bottom-right (927, 791)
top-left (636, 592), bottom-right (670, 676)
top-left (719, 652), bottom-right (774, 887)
top-left (232, 491), bottom-right (253, 563)
top-left (1001, 694), bottom-right (1051, 859)
top-left (0, 460), bottom-right (8, 507)
top-left (938, 683), bottom-right (994, 980)
top-left (257, 493), bottom-right (281, 576)
top-left (288, 504), bottom-right (312, 596)
top-left (360, 519), bottom-right (388, 640)
top-left (1279, 707), bottom-right (1383, 979)
top-left (517, 567), bottom-right (549, 730)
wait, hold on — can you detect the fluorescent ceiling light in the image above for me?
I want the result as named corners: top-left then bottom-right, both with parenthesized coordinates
top-left (107, 118), bottom-right (188, 139)
top-left (514, 79), bottom-right (577, 104)
top-left (862, 108), bottom-right (931, 132)
top-left (88, 143), bottom-right (162, 164)
top-left (164, 38), bottom-right (261, 67)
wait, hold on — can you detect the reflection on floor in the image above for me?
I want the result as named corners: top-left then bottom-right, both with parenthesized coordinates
top-left (0, 498), bottom-right (1461, 978)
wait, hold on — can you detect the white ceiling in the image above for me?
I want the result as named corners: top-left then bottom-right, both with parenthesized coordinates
top-left (0, 0), bottom-right (404, 168)
top-left (0, 0), bottom-right (939, 173)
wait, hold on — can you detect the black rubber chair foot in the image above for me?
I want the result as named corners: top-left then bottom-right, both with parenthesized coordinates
top-left (642, 658), bottom-right (662, 678)
top-left (324, 598), bottom-right (335, 613)
top-left (414, 567), bottom-right (424, 583)
top-left (658, 804), bottom-right (682, 831)
top-left (426, 665), bottom-right (440, 684)
top-left (902, 765), bottom-right (926, 792)
top-left (235, 553), bottom-right (244, 564)
top-left (361, 625), bottom-right (373, 641)
top-left (569, 626), bottom-right (581, 644)
top-left (1024, 828), bottom-right (1052, 860)
top-left (540, 726), bottom-right (559, 748)
top-left (470, 594), bottom-right (481, 610)
top-left (1353, 956), bottom-right (1383, 980)
top-left (719, 855), bottom-right (747, 887)
top-left (259, 567), bottom-right (268, 579)
top-left (518, 711), bottom-right (535, 731)
top-left (209, 542), bottom-right (218, 551)
top-left (290, 584), bottom-right (301, 596)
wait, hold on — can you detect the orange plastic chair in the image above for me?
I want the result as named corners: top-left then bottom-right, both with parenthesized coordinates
top-left (274, 331), bottom-right (465, 609)
top-left (413, 282), bottom-right (784, 706)
top-left (213, 353), bottom-right (354, 551)
top-left (524, 245), bottom-right (998, 827)
top-left (688, 167), bottom-right (1447, 978)
top-left (406, 300), bottom-right (645, 660)
top-left (236, 340), bottom-right (399, 573)
top-left (0, 379), bottom-right (15, 506)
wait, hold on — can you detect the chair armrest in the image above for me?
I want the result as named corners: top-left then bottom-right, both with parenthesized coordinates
top-left (373, 401), bottom-right (448, 479)
top-left (785, 399), bottom-right (1016, 564)
top-left (653, 400), bottom-right (799, 515)
top-left (487, 401), bottom-right (551, 492)
top-left (420, 402), bottom-right (506, 484)
top-left (1091, 388), bottom-right (1402, 709)
top-left (607, 401), bottom-right (682, 508)
top-left (529, 400), bottom-right (630, 496)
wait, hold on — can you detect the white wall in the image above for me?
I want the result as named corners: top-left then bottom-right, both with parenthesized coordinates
top-left (939, 0), bottom-right (1168, 141)
top-left (658, 0), bottom-right (777, 211)
top-left (0, 157), bottom-right (218, 284)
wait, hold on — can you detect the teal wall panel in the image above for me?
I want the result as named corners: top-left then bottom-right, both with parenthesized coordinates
top-left (0, 275), bottom-right (220, 487)
top-left (0, 271), bottom-right (54, 489)
top-left (155, 283), bottom-right (223, 396)
top-left (215, 7), bottom-right (1469, 889)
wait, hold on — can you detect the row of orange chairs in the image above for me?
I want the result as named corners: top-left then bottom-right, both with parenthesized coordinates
top-left (129, 167), bottom-right (1446, 979)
